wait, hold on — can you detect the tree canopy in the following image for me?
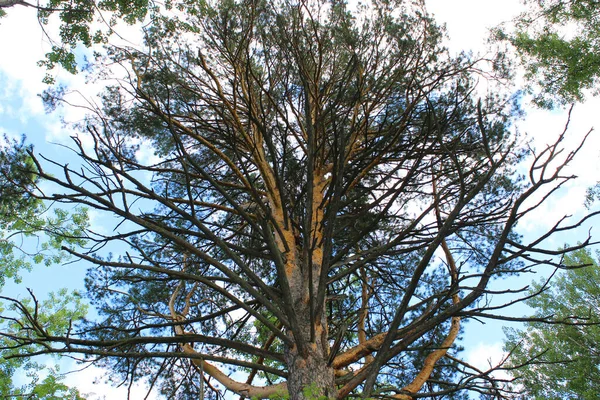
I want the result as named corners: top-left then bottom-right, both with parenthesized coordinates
top-left (0, 137), bottom-right (87, 400)
top-left (504, 248), bottom-right (600, 399)
top-left (0, 1), bottom-right (597, 399)
top-left (495, 0), bottom-right (600, 108)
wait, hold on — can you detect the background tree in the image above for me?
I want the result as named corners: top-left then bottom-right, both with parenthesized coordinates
top-left (494, 0), bottom-right (600, 108)
top-left (504, 247), bottom-right (600, 399)
top-left (0, 0), bottom-right (597, 399)
top-left (0, 136), bottom-right (88, 400)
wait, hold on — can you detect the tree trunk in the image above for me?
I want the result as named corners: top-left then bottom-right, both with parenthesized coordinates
top-left (284, 270), bottom-right (337, 399)
top-left (285, 340), bottom-right (337, 400)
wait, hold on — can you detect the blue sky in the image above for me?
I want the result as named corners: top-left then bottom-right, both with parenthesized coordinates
top-left (1, 1), bottom-right (599, 398)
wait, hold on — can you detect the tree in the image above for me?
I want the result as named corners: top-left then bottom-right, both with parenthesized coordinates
top-left (0, 0), bottom-right (596, 399)
top-left (494, 0), bottom-right (600, 108)
top-left (0, 137), bottom-right (88, 400)
top-left (504, 248), bottom-right (600, 399)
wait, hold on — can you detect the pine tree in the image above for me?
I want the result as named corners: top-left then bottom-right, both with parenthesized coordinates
top-left (1, 1), bottom-right (595, 399)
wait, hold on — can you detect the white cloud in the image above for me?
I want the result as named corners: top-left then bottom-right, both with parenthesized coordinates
top-left (465, 341), bottom-right (512, 382)
top-left (0, 7), bottom-right (50, 105)
top-left (61, 363), bottom-right (158, 400)
top-left (426, 0), bottom-right (522, 54)
top-left (513, 99), bottom-right (600, 237)
top-left (426, 0), bottom-right (600, 241)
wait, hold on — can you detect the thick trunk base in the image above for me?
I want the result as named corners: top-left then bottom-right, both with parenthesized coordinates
top-left (285, 346), bottom-right (337, 400)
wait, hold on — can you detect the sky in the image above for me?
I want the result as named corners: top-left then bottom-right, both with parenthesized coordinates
top-left (0, 1), bottom-right (599, 398)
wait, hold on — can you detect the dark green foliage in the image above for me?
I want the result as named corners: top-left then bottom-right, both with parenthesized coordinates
top-left (0, 135), bottom-right (38, 224)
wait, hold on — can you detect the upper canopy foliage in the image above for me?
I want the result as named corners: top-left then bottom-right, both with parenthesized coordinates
top-left (494, 0), bottom-right (600, 108)
top-left (0, 0), bottom-right (597, 399)
top-left (0, 0), bottom-right (152, 82)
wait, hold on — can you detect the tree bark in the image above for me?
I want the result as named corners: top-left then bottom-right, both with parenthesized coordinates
top-left (285, 339), bottom-right (337, 400)
top-left (283, 270), bottom-right (337, 399)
